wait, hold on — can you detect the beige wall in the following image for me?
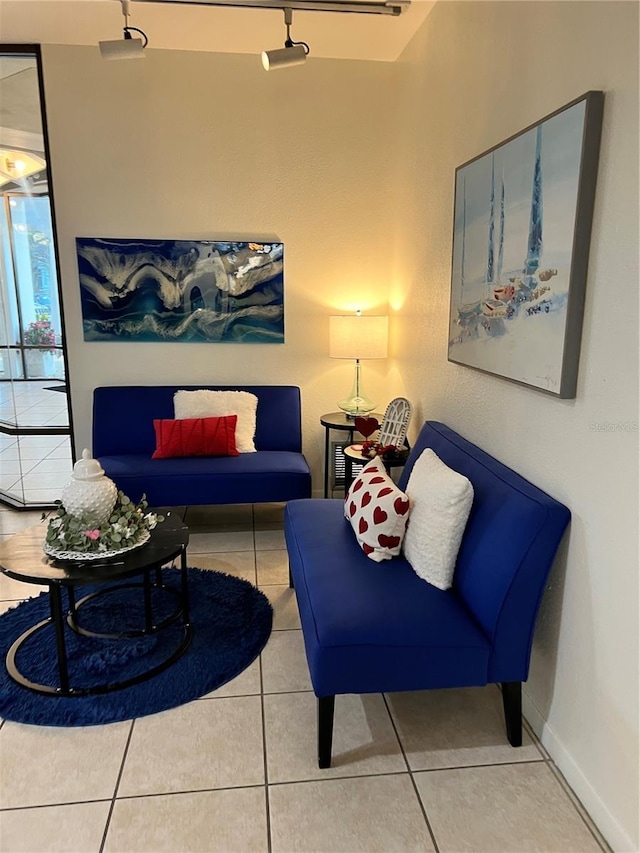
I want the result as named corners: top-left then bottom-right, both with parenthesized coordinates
top-left (392, 2), bottom-right (639, 850)
top-left (39, 6), bottom-right (639, 847)
top-left (41, 45), bottom-right (398, 490)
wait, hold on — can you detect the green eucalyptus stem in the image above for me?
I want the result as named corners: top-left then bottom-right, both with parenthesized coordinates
top-left (44, 491), bottom-right (163, 554)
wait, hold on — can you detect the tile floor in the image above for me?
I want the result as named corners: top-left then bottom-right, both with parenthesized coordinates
top-left (0, 381), bottom-right (72, 505)
top-left (0, 503), bottom-right (611, 853)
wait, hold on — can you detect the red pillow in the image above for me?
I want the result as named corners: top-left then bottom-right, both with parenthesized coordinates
top-left (152, 415), bottom-right (239, 459)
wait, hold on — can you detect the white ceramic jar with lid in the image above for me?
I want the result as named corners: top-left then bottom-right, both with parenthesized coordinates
top-left (61, 448), bottom-right (118, 524)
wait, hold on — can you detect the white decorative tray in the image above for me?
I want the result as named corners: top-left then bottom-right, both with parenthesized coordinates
top-left (43, 530), bottom-right (150, 562)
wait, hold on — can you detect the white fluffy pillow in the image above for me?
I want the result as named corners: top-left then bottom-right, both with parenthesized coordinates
top-left (402, 448), bottom-right (474, 590)
top-left (344, 455), bottom-right (411, 562)
top-left (173, 390), bottom-right (258, 453)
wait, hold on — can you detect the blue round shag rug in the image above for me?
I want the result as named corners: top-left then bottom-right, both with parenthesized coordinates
top-left (0, 568), bottom-right (272, 726)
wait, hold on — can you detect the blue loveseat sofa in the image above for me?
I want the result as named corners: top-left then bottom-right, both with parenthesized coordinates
top-left (284, 421), bottom-right (570, 767)
top-left (92, 385), bottom-right (311, 507)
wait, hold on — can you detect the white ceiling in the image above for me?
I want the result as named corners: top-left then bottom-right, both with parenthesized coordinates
top-left (0, 0), bottom-right (435, 63)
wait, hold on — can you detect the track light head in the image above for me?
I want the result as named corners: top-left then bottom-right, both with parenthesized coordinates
top-left (262, 7), bottom-right (309, 70)
top-left (99, 33), bottom-right (147, 60)
top-left (99, 0), bottom-right (149, 60)
top-left (261, 43), bottom-right (307, 70)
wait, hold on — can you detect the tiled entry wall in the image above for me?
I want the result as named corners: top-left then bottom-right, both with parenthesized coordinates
top-left (0, 434), bottom-right (72, 504)
top-left (0, 382), bottom-right (72, 504)
top-left (0, 382), bottom-right (69, 429)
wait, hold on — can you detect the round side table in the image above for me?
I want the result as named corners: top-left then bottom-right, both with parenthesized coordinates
top-left (320, 412), bottom-right (383, 498)
top-left (342, 444), bottom-right (410, 494)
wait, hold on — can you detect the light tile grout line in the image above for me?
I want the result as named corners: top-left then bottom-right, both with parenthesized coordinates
top-left (259, 655), bottom-right (273, 851)
top-left (407, 757), bottom-right (560, 775)
top-left (253, 503), bottom-right (273, 853)
top-left (382, 692), bottom-right (441, 853)
top-left (0, 703), bottom-right (620, 847)
top-left (0, 758), bottom-right (568, 813)
top-left (98, 719), bottom-right (135, 853)
top-left (1, 798), bottom-right (113, 813)
top-left (545, 756), bottom-right (613, 853)
top-left (519, 703), bottom-right (609, 851)
top-left (522, 713), bottom-right (549, 760)
top-left (53, 771), bottom-right (413, 805)
top-left (2, 787), bottom-right (274, 813)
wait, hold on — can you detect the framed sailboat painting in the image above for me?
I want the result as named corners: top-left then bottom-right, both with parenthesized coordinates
top-left (447, 91), bottom-right (604, 398)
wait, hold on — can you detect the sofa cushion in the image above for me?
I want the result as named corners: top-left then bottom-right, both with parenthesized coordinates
top-left (285, 498), bottom-right (491, 697)
top-left (152, 416), bottom-right (239, 459)
top-left (403, 449), bottom-right (474, 590)
top-left (174, 390), bottom-right (258, 453)
top-left (344, 456), bottom-right (410, 562)
top-left (100, 451), bottom-right (312, 508)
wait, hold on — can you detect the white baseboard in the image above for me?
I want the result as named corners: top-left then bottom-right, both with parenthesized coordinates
top-left (522, 690), bottom-right (638, 852)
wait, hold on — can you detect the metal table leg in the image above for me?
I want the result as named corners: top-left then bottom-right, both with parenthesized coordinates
top-left (143, 567), bottom-right (153, 632)
top-left (323, 425), bottom-right (331, 498)
top-left (67, 585), bottom-right (77, 622)
top-left (180, 548), bottom-right (191, 625)
top-left (49, 584), bottom-right (69, 693)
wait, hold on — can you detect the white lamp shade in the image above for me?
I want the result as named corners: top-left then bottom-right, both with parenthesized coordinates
top-left (329, 315), bottom-right (388, 360)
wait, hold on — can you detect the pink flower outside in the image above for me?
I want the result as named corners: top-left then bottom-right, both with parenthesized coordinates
top-left (84, 529), bottom-right (101, 540)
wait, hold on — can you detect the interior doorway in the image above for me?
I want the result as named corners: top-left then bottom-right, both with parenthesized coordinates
top-left (0, 46), bottom-right (73, 509)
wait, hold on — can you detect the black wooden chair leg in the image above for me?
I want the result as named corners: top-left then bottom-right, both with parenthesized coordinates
top-left (502, 681), bottom-right (523, 746)
top-left (317, 695), bottom-right (335, 768)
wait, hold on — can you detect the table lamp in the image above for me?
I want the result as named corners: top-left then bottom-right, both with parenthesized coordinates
top-left (329, 312), bottom-right (388, 418)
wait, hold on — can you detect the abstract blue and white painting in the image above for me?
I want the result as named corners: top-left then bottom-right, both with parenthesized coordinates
top-left (448, 92), bottom-right (603, 397)
top-left (76, 238), bottom-right (284, 344)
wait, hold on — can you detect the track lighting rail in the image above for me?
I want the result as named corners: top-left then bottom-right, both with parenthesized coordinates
top-left (101, 0), bottom-right (409, 63)
top-left (134, 0), bottom-right (409, 17)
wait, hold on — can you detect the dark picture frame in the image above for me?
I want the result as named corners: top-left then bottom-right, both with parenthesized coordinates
top-left (447, 91), bottom-right (604, 398)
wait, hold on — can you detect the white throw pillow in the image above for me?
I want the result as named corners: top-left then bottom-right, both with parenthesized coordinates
top-left (402, 448), bottom-right (474, 590)
top-left (173, 390), bottom-right (258, 453)
top-left (344, 455), bottom-right (411, 562)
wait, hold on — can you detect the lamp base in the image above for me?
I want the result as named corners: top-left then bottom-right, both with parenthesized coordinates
top-left (337, 396), bottom-right (376, 419)
top-left (337, 359), bottom-right (376, 419)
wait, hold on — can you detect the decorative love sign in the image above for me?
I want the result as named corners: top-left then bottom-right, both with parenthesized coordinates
top-left (354, 417), bottom-right (379, 439)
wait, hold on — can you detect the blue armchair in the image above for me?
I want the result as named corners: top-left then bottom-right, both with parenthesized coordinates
top-left (284, 421), bottom-right (570, 768)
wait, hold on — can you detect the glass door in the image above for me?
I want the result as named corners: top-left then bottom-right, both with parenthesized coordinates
top-left (2, 193), bottom-right (65, 380)
top-left (0, 47), bottom-right (73, 509)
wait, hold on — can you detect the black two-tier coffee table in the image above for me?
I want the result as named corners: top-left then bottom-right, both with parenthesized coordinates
top-left (0, 511), bottom-right (191, 697)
